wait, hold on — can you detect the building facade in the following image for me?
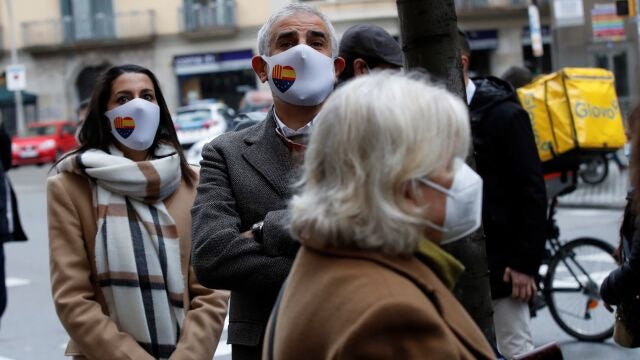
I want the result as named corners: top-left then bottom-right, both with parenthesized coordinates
top-left (6, 0), bottom-right (620, 133)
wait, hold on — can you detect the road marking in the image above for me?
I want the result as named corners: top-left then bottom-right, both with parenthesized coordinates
top-left (214, 315), bottom-right (231, 358)
top-left (215, 342), bottom-right (232, 357)
top-left (6, 277), bottom-right (30, 287)
top-left (550, 271), bottom-right (612, 287)
top-left (559, 208), bottom-right (622, 217)
top-left (0, 355), bottom-right (17, 360)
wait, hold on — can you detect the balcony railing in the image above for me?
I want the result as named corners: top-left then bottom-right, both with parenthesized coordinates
top-left (179, 0), bottom-right (236, 34)
top-left (21, 10), bottom-right (156, 50)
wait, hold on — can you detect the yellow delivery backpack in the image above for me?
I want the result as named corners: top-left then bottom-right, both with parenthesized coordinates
top-left (517, 67), bottom-right (626, 163)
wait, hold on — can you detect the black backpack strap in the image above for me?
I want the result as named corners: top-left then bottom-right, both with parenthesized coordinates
top-left (267, 278), bottom-right (288, 360)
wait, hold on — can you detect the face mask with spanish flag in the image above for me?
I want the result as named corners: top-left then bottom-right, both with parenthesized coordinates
top-left (262, 44), bottom-right (336, 106)
top-left (105, 98), bottom-right (160, 151)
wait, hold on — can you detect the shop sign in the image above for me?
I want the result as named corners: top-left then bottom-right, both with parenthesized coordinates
top-left (553, 0), bottom-right (585, 27)
top-left (591, 3), bottom-right (626, 42)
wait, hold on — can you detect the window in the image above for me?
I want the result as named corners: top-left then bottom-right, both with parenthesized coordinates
top-left (60, 0), bottom-right (115, 42)
top-left (25, 125), bottom-right (56, 137)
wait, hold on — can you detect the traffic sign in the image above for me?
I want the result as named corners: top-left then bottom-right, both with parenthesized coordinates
top-left (6, 64), bottom-right (26, 91)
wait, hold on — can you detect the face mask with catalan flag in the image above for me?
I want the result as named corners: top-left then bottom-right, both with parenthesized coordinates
top-left (262, 44), bottom-right (336, 106)
top-left (105, 98), bottom-right (160, 151)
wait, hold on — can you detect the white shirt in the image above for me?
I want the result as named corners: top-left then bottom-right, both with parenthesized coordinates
top-left (274, 110), bottom-right (314, 137)
top-left (466, 79), bottom-right (476, 105)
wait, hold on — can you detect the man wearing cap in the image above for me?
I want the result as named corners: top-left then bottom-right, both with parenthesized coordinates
top-left (337, 24), bottom-right (403, 84)
top-left (191, 4), bottom-right (344, 359)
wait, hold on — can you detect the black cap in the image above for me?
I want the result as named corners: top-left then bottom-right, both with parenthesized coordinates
top-left (339, 24), bottom-right (403, 67)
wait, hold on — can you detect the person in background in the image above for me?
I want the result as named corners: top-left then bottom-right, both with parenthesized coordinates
top-left (48, 64), bottom-right (228, 359)
top-left (75, 98), bottom-right (90, 140)
top-left (263, 71), bottom-right (494, 360)
top-left (0, 119), bottom-right (9, 323)
top-left (600, 104), bottom-right (640, 346)
top-left (501, 66), bottom-right (533, 89)
top-left (190, 4), bottom-right (345, 359)
top-left (337, 23), bottom-right (403, 85)
top-left (459, 31), bottom-right (548, 358)
top-left (0, 118), bottom-right (27, 324)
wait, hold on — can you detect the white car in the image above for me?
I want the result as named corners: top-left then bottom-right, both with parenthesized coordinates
top-left (186, 134), bottom-right (221, 166)
top-left (174, 102), bottom-right (235, 147)
top-left (186, 112), bottom-right (267, 165)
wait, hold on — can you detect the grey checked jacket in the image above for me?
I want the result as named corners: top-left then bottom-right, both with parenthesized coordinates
top-left (191, 109), bottom-right (300, 357)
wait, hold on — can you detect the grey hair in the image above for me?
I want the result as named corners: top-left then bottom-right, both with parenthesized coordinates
top-left (257, 3), bottom-right (339, 57)
top-left (289, 70), bottom-right (471, 255)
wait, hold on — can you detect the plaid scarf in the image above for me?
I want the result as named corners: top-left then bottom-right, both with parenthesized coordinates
top-left (57, 144), bottom-right (185, 359)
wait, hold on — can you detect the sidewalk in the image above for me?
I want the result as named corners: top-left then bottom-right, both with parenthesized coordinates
top-left (557, 160), bottom-right (628, 209)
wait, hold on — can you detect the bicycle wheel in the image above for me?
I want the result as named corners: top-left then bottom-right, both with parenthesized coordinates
top-left (543, 237), bottom-right (617, 341)
top-left (579, 154), bottom-right (609, 185)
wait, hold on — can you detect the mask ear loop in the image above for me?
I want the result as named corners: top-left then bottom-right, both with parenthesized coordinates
top-left (416, 177), bottom-right (453, 197)
top-left (409, 178), bottom-right (450, 233)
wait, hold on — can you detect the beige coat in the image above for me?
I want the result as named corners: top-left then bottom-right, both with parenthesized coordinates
top-left (264, 242), bottom-right (495, 360)
top-left (47, 170), bottom-right (229, 360)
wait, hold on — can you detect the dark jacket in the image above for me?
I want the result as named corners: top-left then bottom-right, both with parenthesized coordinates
top-left (0, 126), bottom-right (26, 243)
top-left (191, 109), bottom-right (299, 359)
top-left (600, 192), bottom-right (640, 306)
top-left (469, 76), bottom-right (548, 299)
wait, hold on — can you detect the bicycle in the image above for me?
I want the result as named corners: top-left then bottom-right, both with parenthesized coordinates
top-left (532, 172), bottom-right (619, 342)
top-left (578, 150), bottom-right (627, 185)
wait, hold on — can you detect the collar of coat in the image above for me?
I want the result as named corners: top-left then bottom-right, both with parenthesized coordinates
top-left (299, 238), bottom-right (493, 359)
top-left (416, 238), bottom-right (465, 290)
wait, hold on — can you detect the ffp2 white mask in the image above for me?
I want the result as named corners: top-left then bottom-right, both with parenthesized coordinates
top-left (418, 158), bottom-right (483, 245)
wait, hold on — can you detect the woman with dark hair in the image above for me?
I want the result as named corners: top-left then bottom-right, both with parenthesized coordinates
top-left (600, 104), bottom-right (640, 347)
top-left (47, 64), bottom-right (228, 359)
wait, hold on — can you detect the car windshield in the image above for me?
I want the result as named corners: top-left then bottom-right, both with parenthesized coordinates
top-left (23, 125), bottom-right (56, 137)
top-left (176, 110), bottom-right (210, 125)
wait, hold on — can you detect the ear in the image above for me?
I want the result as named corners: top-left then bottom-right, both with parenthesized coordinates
top-left (353, 58), bottom-right (369, 76)
top-left (252, 56), bottom-right (269, 83)
top-left (460, 55), bottom-right (469, 74)
top-left (402, 181), bottom-right (420, 207)
top-left (333, 56), bottom-right (346, 79)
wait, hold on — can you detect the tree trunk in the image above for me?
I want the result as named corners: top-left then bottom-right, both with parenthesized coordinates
top-left (397, 0), bottom-right (496, 343)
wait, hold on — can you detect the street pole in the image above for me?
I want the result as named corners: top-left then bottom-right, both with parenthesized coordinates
top-left (5, 0), bottom-right (24, 136)
top-left (397, 0), bottom-right (496, 343)
top-left (528, 0), bottom-right (544, 75)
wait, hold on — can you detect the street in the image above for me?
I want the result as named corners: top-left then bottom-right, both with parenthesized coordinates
top-left (1, 165), bottom-right (639, 359)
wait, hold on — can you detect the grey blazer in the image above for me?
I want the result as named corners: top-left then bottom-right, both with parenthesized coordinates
top-left (191, 109), bottom-right (300, 353)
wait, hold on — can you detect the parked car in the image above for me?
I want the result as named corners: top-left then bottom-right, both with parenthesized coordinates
top-left (185, 134), bottom-right (223, 166)
top-left (174, 102), bottom-right (235, 147)
top-left (11, 120), bottom-right (78, 167)
top-left (186, 112), bottom-right (267, 166)
top-left (232, 111), bottom-right (267, 131)
top-left (239, 90), bottom-right (273, 113)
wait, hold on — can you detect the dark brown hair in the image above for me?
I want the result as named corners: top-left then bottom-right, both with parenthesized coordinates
top-left (56, 64), bottom-right (196, 186)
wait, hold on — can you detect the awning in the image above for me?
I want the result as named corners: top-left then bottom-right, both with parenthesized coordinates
top-left (0, 86), bottom-right (37, 107)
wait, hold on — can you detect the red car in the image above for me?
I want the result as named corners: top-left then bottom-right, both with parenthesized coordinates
top-left (12, 120), bottom-right (78, 167)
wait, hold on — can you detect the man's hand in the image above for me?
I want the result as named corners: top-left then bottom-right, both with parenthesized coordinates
top-left (503, 267), bottom-right (537, 302)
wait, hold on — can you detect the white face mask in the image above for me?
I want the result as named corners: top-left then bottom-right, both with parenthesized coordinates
top-left (262, 44), bottom-right (336, 106)
top-left (105, 98), bottom-right (160, 151)
top-left (418, 158), bottom-right (483, 245)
